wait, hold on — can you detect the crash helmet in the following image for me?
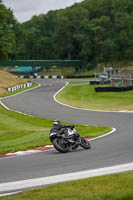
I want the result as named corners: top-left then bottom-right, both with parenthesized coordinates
top-left (53, 120), bottom-right (61, 125)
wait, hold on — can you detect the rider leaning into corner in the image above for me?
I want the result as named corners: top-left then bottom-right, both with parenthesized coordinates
top-left (50, 120), bottom-right (75, 138)
top-left (50, 120), bottom-right (91, 153)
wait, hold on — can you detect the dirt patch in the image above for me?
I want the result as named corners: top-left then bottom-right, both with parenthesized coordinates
top-left (0, 70), bottom-right (27, 96)
top-left (0, 88), bottom-right (7, 96)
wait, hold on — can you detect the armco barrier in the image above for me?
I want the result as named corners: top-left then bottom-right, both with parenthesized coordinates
top-left (90, 80), bottom-right (101, 85)
top-left (20, 75), bottom-right (64, 79)
top-left (90, 80), bottom-right (110, 85)
top-left (95, 86), bottom-right (133, 92)
top-left (66, 75), bottom-right (94, 79)
top-left (8, 82), bottom-right (32, 92)
top-left (20, 75), bottom-right (95, 79)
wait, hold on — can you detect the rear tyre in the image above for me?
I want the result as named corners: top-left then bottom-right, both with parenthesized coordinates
top-left (53, 138), bottom-right (69, 153)
top-left (80, 138), bottom-right (91, 149)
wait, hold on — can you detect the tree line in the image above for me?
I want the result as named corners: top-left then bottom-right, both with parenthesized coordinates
top-left (0, 0), bottom-right (133, 69)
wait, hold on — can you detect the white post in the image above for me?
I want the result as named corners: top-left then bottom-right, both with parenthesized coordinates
top-left (8, 88), bottom-right (12, 92)
top-left (14, 86), bottom-right (17, 91)
top-left (130, 75), bottom-right (132, 86)
top-left (11, 87), bottom-right (14, 92)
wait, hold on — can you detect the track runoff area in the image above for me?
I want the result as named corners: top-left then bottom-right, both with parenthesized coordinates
top-left (0, 79), bottom-right (133, 196)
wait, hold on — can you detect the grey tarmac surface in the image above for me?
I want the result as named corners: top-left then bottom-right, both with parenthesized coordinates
top-left (0, 79), bottom-right (133, 184)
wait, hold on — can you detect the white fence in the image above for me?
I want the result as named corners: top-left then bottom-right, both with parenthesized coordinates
top-left (8, 82), bottom-right (32, 92)
top-left (20, 75), bottom-right (64, 79)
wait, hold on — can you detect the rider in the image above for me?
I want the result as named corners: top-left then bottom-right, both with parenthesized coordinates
top-left (50, 120), bottom-right (74, 136)
top-left (50, 120), bottom-right (80, 149)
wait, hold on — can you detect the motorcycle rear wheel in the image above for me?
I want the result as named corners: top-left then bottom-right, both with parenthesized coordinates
top-left (53, 138), bottom-right (69, 153)
top-left (80, 138), bottom-right (91, 149)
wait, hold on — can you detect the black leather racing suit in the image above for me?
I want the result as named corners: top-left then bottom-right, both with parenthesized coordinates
top-left (50, 123), bottom-right (80, 148)
top-left (50, 123), bottom-right (74, 135)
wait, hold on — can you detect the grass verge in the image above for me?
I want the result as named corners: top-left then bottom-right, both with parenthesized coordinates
top-left (0, 73), bottom-right (111, 155)
top-left (0, 172), bottom-right (133, 200)
top-left (0, 82), bottom-right (38, 98)
top-left (0, 70), bottom-right (27, 96)
top-left (0, 103), bottom-right (111, 155)
top-left (56, 82), bottom-right (133, 111)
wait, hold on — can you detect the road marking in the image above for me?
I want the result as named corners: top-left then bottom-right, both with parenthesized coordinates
top-left (0, 128), bottom-right (116, 159)
top-left (0, 191), bottom-right (21, 197)
top-left (0, 146), bottom-right (54, 159)
top-left (0, 80), bottom-right (132, 196)
top-left (53, 82), bottom-right (133, 113)
top-left (89, 128), bottom-right (116, 141)
top-left (0, 84), bottom-right (41, 100)
top-left (0, 163), bottom-right (133, 193)
top-left (0, 84), bottom-right (41, 112)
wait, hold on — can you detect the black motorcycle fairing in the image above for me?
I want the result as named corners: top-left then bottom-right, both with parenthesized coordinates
top-left (49, 127), bottom-right (91, 153)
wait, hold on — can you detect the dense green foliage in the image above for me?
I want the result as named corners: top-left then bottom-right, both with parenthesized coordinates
top-left (15, 0), bottom-right (133, 67)
top-left (1, 0), bottom-right (133, 68)
top-left (0, 0), bottom-right (18, 61)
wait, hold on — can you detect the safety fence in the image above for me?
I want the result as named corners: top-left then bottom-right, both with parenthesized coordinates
top-left (20, 75), bottom-right (64, 79)
top-left (95, 86), bottom-right (133, 92)
top-left (20, 75), bottom-right (94, 79)
top-left (7, 82), bottom-right (32, 92)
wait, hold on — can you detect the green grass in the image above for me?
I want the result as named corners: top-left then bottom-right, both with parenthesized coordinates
top-left (56, 83), bottom-right (133, 111)
top-left (0, 104), bottom-right (111, 155)
top-left (0, 82), bottom-right (38, 98)
top-left (0, 105), bottom-right (51, 154)
top-left (68, 81), bottom-right (89, 85)
top-left (0, 78), bottom-right (111, 155)
top-left (0, 172), bottom-right (133, 200)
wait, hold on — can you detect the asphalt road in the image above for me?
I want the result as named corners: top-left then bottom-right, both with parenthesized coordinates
top-left (0, 79), bottom-right (133, 185)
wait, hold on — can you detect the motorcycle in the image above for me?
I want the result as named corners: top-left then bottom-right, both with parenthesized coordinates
top-left (49, 126), bottom-right (91, 153)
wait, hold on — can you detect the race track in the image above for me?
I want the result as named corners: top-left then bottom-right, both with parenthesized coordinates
top-left (0, 79), bottom-right (133, 194)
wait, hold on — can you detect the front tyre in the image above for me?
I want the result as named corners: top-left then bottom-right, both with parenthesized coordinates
top-left (53, 138), bottom-right (69, 153)
top-left (80, 138), bottom-right (91, 149)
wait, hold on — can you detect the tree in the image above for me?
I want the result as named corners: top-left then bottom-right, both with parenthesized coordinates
top-left (10, 0), bottom-right (133, 67)
top-left (0, 1), bottom-right (17, 61)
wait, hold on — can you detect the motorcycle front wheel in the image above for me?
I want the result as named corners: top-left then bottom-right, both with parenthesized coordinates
top-left (53, 138), bottom-right (69, 153)
top-left (80, 138), bottom-right (91, 149)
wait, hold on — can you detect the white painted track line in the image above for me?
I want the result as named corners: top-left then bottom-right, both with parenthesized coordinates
top-left (0, 191), bottom-right (21, 197)
top-left (0, 80), bottom-right (132, 196)
top-left (0, 84), bottom-right (41, 114)
top-left (0, 163), bottom-right (133, 193)
top-left (0, 81), bottom-right (116, 159)
top-left (53, 82), bottom-right (133, 113)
